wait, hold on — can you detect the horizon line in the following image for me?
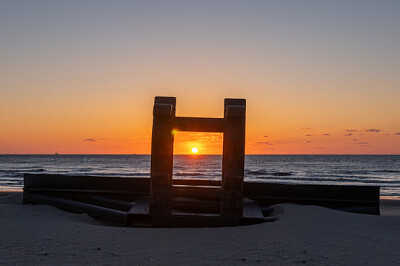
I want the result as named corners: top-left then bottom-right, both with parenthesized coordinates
top-left (1, 153), bottom-right (399, 156)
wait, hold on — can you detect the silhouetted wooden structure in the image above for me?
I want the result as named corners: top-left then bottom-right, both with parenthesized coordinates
top-left (149, 96), bottom-right (248, 226)
top-left (22, 96), bottom-right (381, 227)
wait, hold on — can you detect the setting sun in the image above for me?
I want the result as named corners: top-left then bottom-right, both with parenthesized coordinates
top-left (191, 147), bottom-right (199, 154)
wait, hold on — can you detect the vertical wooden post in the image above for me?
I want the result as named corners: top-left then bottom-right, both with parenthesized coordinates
top-left (221, 98), bottom-right (246, 217)
top-left (150, 96), bottom-right (176, 215)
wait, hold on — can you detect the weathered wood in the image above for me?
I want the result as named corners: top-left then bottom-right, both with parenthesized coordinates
top-left (173, 117), bottom-right (224, 132)
top-left (149, 96), bottom-right (247, 224)
top-left (24, 174), bottom-right (149, 193)
top-left (150, 97), bottom-right (176, 215)
top-left (128, 198), bottom-right (150, 215)
top-left (127, 198), bottom-right (152, 226)
top-left (24, 174), bottom-right (381, 215)
top-left (221, 99), bottom-right (246, 216)
top-left (172, 185), bottom-right (221, 201)
top-left (244, 181), bottom-right (380, 201)
top-left (172, 197), bottom-right (220, 214)
top-left (174, 179), bottom-right (220, 186)
top-left (78, 195), bottom-right (133, 212)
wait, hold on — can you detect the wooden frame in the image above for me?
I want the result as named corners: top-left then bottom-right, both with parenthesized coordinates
top-left (150, 96), bottom-right (246, 221)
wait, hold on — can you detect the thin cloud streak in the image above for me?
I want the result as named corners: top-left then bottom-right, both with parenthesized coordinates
top-left (365, 129), bottom-right (381, 133)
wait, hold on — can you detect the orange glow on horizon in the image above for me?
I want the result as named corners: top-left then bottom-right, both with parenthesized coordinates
top-left (1, 2), bottom-right (400, 155)
top-left (173, 132), bottom-right (223, 155)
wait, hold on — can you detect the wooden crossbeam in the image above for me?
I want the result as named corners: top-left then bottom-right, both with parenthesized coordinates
top-left (172, 197), bottom-right (221, 214)
top-left (172, 185), bottom-right (221, 201)
top-left (173, 117), bottom-right (224, 132)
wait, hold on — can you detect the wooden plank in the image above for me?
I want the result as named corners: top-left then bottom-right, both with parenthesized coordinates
top-left (173, 179), bottom-right (221, 186)
top-left (173, 117), bottom-right (224, 132)
top-left (221, 98), bottom-right (246, 216)
top-left (172, 197), bottom-right (220, 214)
top-left (78, 195), bottom-right (133, 212)
top-left (24, 175), bottom-right (379, 202)
top-left (24, 175), bottom-right (380, 214)
top-left (128, 198), bottom-right (150, 215)
top-left (23, 188), bottom-right (144, 203)
top-left (150, 97), bottom-right (176, 215)
top-left (244, 182), bottom-right (380, 201)
top-left (24, 174), bottom-right (150, 193)
top-left (172, 185), bottom-right (221, 201)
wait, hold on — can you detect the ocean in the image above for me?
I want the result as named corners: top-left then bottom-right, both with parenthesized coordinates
top-left (1, 155), bottom-right (399, 197)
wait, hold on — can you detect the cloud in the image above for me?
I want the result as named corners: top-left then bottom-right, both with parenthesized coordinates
top-left (344, 133), bottom-right (353, 137)
top-left (264, 136), bottom-right (269, 138)
top-left (276, 141), bottom-right (292, 144)
top-left (394, 133), bottom-right (400, 135)
top-left (322, 134), bottom-right (331, 136)
top-left (345, 129), bottom-right (358, 132)
top-left (254, 141), bottom-right (273, 146)
top-left (365, 129), bottom-right (381, 133)
top-left (305, 141), bottom-right (312, 143)
top-left (83, 138), bottom-right (106, 142)
top-left (352, 139), bottom-right (359, 142)
top-left (300, 128), bottom-right (311, 130)
top-left (355, 142), bottom-right (369, 145)
top-left (305, 134), bottom-right (314, 137)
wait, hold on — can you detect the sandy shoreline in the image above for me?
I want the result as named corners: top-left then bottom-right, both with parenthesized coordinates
top-left (1, 192), bottom-right (400, 265)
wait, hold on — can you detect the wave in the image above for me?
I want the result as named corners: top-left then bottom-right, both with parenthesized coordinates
top-left (0, 168), bottom-right (45, 173)
top-left (174, 172), bottom-right (206, 177)
top-left (246, 169), bottom-right (292, 176)
top-left (372, 170), bottom-right (400, 173)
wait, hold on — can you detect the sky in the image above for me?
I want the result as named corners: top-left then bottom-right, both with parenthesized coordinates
top-left (0, 0), bottom-right (399, 154)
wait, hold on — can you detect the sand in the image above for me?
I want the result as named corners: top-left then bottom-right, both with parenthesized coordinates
top-left (1, 192), bottom-right (400, 265)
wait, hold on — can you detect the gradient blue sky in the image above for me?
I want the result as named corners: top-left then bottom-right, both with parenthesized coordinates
top-left (1, 1), bottom-right (399, 154)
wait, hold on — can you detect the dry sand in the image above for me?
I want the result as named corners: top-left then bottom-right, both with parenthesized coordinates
top-left (1, 192), bottom-right (400, 265)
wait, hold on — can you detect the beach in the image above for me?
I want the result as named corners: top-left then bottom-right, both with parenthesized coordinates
top-left (1, 192), bottom-right (400, 265)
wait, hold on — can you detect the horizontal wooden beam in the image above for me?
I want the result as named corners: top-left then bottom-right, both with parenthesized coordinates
top-left (172, 185), bottom-right (221, 201)
top-left (24, 174), bottom-right (380, 214)
top-left (173, 117), bottom-right (224, 132)
top-left (171, 197), bottom-right (220, 214)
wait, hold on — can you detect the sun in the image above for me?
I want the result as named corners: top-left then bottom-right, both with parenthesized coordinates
top-left (191, 147), bottom-right (199, 154)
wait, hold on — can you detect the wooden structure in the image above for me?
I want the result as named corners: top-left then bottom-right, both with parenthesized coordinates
top-left (22, 96), bottom-right (381, 227)
top-left (24, 174), bottom-right (380, 215)
top-left (149, 96), bottom-right (247, 226)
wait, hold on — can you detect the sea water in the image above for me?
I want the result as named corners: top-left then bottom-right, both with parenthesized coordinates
top-left (0, 155), bottom-right (399, 197)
